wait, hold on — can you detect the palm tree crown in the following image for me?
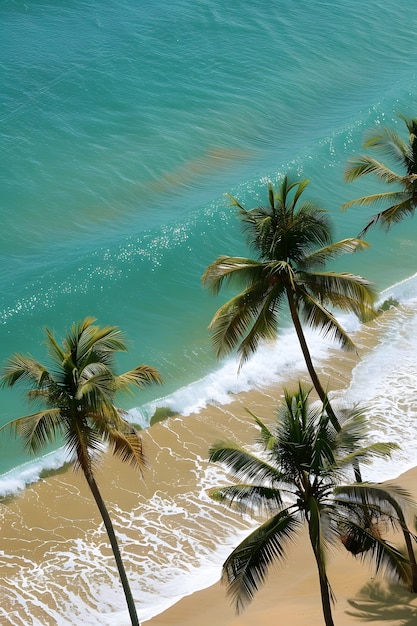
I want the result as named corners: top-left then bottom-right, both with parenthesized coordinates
top-left (202, 176), bottom-right (376, 427)
top-left (1, 317), bottom-right (163, 626)
top-left (208, 387), bottom-right (411, 626)
top-left (343, 115), bottom-right (417, 236)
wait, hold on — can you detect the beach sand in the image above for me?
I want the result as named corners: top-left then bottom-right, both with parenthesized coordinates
top-left (145, 465), bottom-right (417, 626)
top-left (1, 311), bottom-right (416, 625)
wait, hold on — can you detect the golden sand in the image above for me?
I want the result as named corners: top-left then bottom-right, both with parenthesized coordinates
top-left (0, 310), bottom-right (415, 624)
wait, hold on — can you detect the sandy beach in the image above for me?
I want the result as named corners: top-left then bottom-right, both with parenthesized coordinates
top-left (145, 465), bottom-right (417, 626)
top-left (1, 311), bottom-right (416, 625)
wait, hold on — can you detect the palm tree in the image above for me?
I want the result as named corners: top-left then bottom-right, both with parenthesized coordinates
top-left (343, 115), bottom-right (417, 236)
top-left (202, 176), bottom-right (376, 430)
top-left (208, 386), bottom-right (412, 626)
top-left (0, 317), bottom-right (163, 626)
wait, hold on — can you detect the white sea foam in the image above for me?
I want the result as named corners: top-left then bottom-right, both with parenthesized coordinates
top-left (133, 323), bottom-right (341, 424)
top-left (0, 447), bottom-right (69, 497)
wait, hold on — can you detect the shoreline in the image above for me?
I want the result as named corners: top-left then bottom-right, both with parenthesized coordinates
top-left (143, 309), bottom-right (417, 626)
top-left (143, 466), bottom-right (417, 626)
top-left (0, 307), bottom-right (415, 624)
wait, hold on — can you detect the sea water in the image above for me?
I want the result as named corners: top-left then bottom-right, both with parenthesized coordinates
top-left (1, 0), bottom-right (417, 623)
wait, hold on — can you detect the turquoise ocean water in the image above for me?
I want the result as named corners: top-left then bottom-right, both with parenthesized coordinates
top-left (2, 0), bottom-right (417, 623)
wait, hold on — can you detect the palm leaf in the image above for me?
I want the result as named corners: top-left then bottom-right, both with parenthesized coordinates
top-left (236, 287), bottom-right (283, 367)
top-left (336, 514), bottom-right (409, 582)
top-left (338, 442), bottom-right (398, 468)
top-left (363, 125), bottom-right (409, 164)
top-left (208, 441), bottom-right (284, 484)
top-left (1, 410), bottom-right (62, 454)
top-left (1, 355), bottom-right (51, 389)
top-left (357, 196), bottom-right (417, 236)
top-left (300, 272), bottom-right (376, 319)
top-left (209, 483), bottom-right (285, 516)
top-left (116, 365), bottom-right (163, 391)
top-left (344, 156), bottom-right (404, 185)
top-left (335, 483), bottom-right (415, 519)
top-left (295, 289), bottom-right (356, 351)
top-left (246, 409), bottom-right (276, 450)
top-left (44, 327), bottom-right (67, 366)
top-left (222, 509), bottom-right (302, 613)
top-left (202, 256), bottom-right (265, 294)
top-left (208, 280), bottom-right (280, 359)
top-left (107, 424), bottom-right (147, 472)
top-left (302, 238), bottom-right (370, 269)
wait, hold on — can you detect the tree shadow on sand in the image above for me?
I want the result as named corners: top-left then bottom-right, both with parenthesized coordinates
top-left (347, 581), bottom-right (417, 624)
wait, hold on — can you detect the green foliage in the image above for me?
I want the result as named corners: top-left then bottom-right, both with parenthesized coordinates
top-left (203, 175), bottom-right (376, 369)
top-left (0, 317), bottom-right (163, 626)
top-left (343, 115), bottom-right (417, 236)
top-left (208, 387), bottom-right (412, 624)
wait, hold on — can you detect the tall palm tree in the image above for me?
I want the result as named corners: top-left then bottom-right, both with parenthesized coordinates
top-left (0, 317), bottom-right (163, 626)
top-left (208, 386), bottom-right (412, 626)
top-left (343, 115), bottom-right (417, 236)
top-left (202, 176), bottom-right (376, 430)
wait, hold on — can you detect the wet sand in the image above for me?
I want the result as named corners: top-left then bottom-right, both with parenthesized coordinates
top-left (145, 464), bottom-right (417, 626)
top-left (1, 311), bottom-right (415, 624)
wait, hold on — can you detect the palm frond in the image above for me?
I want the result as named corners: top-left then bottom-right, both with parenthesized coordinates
top-left (208, 294), bottom-right (260, 359)
top-left (1, 410), bottom-right (62, 454)
top-left (341, 190), bottom-right (411, 212)
top-left (246, 409), bottom-right (276, 450)
top-left (337, 516), bottom-right (409, 583)
top-left (65, 419), bottom-right (104, 473)
top-left (209, 441), bottom-right (283, 485)
top-left (222, 510), bottom-right (302, 613)
top-left (107, 423), bottom-right (147, 472)
top-left (1, 354), bottom-right (51, 389)
top-left (338, 442), bottom-right (398, 468)
top-left (236, 288), bottom-right (283, 367)
top-left (357, 196), bottom-right (417, 237)
top-left (208, 280), bottom-right (282, 360)
top-left (302, 238), bottom-right (370, 269)
top-left (344, 156), bottom-right (404, 185)
top-left (335, 483), bottom-right (415, 521)
top-left (44, 327), bottom-right (66, 365)
top-left (363, 125), bottom-right (409, 164)
top-left (209, 483), bottom-right (285, 516)
top-left (296, 290), bottom-right (356, 351)
top-left (291, 178), bottom-right (311, 206)
top-left (202, 256), bottom-right (265, 294)
top-left (299, 272), bottom-right (377, 321)
top-left (116, 365), bottom-right (163, 391)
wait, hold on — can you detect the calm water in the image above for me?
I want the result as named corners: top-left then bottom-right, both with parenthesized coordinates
top-left (1, 0), bottom-right (417, 622)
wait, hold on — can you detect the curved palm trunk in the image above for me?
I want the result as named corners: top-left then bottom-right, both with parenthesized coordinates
top-left (400, 516), bottom-right (417, 592)
top-left (84, 469), bottom-right (140, 626)
top-left (286, 292), bottom-right (417, 574)
top-left (386, 496), bottom-right (417, 592)
top-left (308, 524), bottom-right (335, 626)
top-left (286, 291), bottom-right (340, 431)
top-left (286, 290), bottom-right (363, 484)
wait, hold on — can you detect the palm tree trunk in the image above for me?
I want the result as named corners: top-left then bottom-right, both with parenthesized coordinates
top-left (287, 295), bottom-right (417, 573)
top-left (309, 526), bottom-right (335, 626)
top-left (286, 291), bottom-right (364, 483)
top-left (400, 519), bottom-right (417, 592)
top-left (384, 494), bottom-right (417, 592)
top-left (286, 291), bottom-right (340, 431)
top-left (84, 469), bottom-right (140, 626)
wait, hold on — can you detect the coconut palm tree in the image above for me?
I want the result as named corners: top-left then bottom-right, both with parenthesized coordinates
top-left (208, 386), bottom-right (412, 626)
top-left (202, 176), bottom-right (376, 430)
top-left (0, 317), bottom-right (163, 626)
top-left (343, 115), bottom-right (417, 236)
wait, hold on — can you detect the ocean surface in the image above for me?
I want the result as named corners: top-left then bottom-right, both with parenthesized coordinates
top-left (1, 0), bottom-right (417, 623)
